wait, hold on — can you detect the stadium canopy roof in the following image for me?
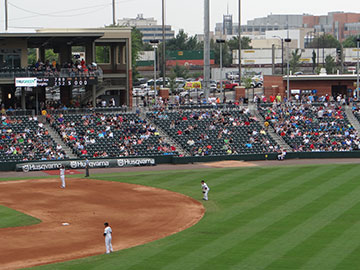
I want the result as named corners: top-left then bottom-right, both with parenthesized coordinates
top-left (0, 32), bottom-right (104, 48)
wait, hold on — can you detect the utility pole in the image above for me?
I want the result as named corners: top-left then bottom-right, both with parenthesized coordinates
top-left (216, 39), bottom-right (226, 102)
top-left (162, 0), bottom-right (166, 89)
top-left (112, 0), bottom-right (116, 25)
top-left (285, 38), bottom-right (292, 101)
top-left (272, 44), bottom-right (275, 75)
top-left (238, 0), bottom-right (242, 84)
top-left (204, 0), bottom-right (210, 101)
top-left (5, 0), bottom-right (8, 31)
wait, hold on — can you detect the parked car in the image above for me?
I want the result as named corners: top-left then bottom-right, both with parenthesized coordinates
top-left (217, 80), bottom-right (239, 90)
top-left (179, 88), bottom-right (204, 98)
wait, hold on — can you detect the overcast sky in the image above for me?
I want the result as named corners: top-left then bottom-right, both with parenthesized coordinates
top-left (1, 0), bottom-right (360, 35)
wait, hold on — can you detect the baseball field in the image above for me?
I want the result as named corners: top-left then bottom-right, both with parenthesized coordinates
top-left (2, 162), bottom-right (360, 269)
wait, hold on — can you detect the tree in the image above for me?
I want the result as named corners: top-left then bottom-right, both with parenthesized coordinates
top-left (342, 36), bottom-right (358, 48)
top-left (131, 27), bottom-right (146, 79)
top-left (227, 36), bottom-right (252, 51)
top-left (28, 48), bottom-right (37, 65)
top-left (211, 40), bottom-right (232, 66)
top-left (325, 55), bottom-right (336, 74)
top-left (45, 49), bottom-right (58, 62)
top-left (307, 34), bottom-right (340, 48)
top-left (166, 30), bottom-right (202, 51)
top-left (289, 48), bottom-right (302, 73)
top-left (171, 63), bottom-right (189, 79)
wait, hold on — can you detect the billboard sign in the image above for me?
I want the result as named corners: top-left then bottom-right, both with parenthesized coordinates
top-left (15, 77), bottom-right (38, 87)
top-left (15, 158), bottom-right (156, 172)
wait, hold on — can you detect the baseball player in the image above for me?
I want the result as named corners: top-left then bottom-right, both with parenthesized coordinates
top-left (60, 165), bottom-right (65, 188)
top-left (201, 180), bottom-right (210, 201)
top-left (85, 158), bottom-right (90, 177)
top-left (104, 222), bottom-right (113, 254)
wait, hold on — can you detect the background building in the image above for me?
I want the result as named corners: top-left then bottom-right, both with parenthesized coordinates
top-left (215, 11), bottom-right (360, 41)
top-left (118, 14), bottom-right (175, 43)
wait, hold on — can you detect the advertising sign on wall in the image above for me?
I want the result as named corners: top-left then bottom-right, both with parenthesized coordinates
top-left (15, 77), bottom-right (38, 87)
top-left (15, 158), bottom-right (156, 172)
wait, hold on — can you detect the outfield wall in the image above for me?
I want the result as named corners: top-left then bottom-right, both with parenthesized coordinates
top-left (2, 151), bottom-right (360, 172)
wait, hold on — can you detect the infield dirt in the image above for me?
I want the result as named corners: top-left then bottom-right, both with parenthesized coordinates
top-left (0, 178), bottom-right (205, 269)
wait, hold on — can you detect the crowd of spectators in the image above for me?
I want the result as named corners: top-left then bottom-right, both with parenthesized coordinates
top-left (30, 58), bottom-right (99, 77)
top-left (47, 112), bottom-right (177, 158)
top-left (0, 115), bottom-right (68, 161)
top-left (259, 102), bottom-right (360, 152)
top-left (149, 108), bottom-right (279, 156)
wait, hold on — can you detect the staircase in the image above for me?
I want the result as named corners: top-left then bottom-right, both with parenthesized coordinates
top-left (43, 122), bottom-right (78, 159)
top-left (141, 108), bottom-right (190, 157)
top-left (80, 81), bottom-right (122, 104)
top-left (250, 105), bottom-right (292, 152)
top-left (345, 105), bottom-right (360, 132)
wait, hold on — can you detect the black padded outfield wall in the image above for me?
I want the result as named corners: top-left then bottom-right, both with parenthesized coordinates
top-left (15, 158), bottom-right (156, 172)
top-left (4, 151), bottom-right (360, 172)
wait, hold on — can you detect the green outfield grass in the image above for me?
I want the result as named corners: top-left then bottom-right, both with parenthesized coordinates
top-left (20, 163), bottom-right (360, 270)
top-left (0, 205), bottom-right (40, 228)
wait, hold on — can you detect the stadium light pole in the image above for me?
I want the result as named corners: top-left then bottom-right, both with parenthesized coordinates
top-left (204, 0), bottom-right (210, 101)
top-left (162, 0), bottom-right (166, 90)
top-left (285, 38), bottom-right (292, 101)
top-left (5, 0), bottom-right (8, 31)
top-left (216, 39), bottom-right (226, 102)
top-left (357, 37), bottom-right (360, 98)
top-left (112, 0), bottom-right (116, 25)
top-left (273, 36), bottom-right (284, 75)
top-left (238, 0), bottom-right (241, 84)
top-left (150, 39), bottom-right (159, 101)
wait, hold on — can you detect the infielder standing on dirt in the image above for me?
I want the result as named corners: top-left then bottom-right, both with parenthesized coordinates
top-left (85, 158), bottom-right (90, 177)
top-left (201, 180), bottom-right (210, 201)
top-left (60, 165), bottom-right (65, 188)
top-left (104, 222), bottom-right (113, 254)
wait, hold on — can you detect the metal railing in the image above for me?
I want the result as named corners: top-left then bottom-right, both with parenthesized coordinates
top-left (0, 109), bottom-right (35, 116)
top-left (0, 67), bottom-right (103, 79)
top-left (46, 106), bottom-right (131, 115)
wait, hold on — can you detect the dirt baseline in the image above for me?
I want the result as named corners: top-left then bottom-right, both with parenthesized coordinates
top-left (0, 178), bottom-right (205, 270)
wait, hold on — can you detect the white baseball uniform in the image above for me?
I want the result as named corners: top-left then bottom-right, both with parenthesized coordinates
top-left (104, 226), bottom-right (113, 253)
top-left (60, 168), bottom-right (65, 188)
top-left (202, 182), bottom-right (210, 201)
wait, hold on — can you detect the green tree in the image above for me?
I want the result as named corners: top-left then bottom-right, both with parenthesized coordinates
top-left (342, 36), bottom-right (358, 48)
top-left (324, 55), bottom-right (336, 74)
top-left (131, 27), bottom-right (146, 79)
top-left (290, 48), bottom-right (302, 73)
top-left (170, 63), bottom-right (189, 78)
top-left (307, 34), bottom-right (340, 48)
top-left (28, 48), bottom-right (37, 65)
top-left (227, 36), bottom-right (252, 51)
top-left (45, 49), bottom-right (58, 62)
top-left (95, 46), bottom-right (110, 63)
top-left (211, 40), bottom-right (232, 66)
top-left (166, 30), bottom-right (202, 51)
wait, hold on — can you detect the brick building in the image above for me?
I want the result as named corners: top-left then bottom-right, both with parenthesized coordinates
top-left (264, 74), bottom-right (359, 99)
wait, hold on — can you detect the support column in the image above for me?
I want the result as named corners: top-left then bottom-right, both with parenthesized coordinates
top-left (92, 85), bottom-right (96, 107)
top-left (60, 86), bottom-right (72, 106)
top-left (38, 47), bottom-right (45, 62)
top-left (159, 88), bottom-right (169, 100)
top-left (235, 86), bottom-right (245, 101)
top-left (21, 88), bottom-right (26, 109)
top-left (85, 42), bottom-right (95, 64)
top-left (2, 86), bottom-right (16, 109)
top-left (111, 45), bottom-right (116, 72)
top-left (59, 45), bottom-right (72, 66)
